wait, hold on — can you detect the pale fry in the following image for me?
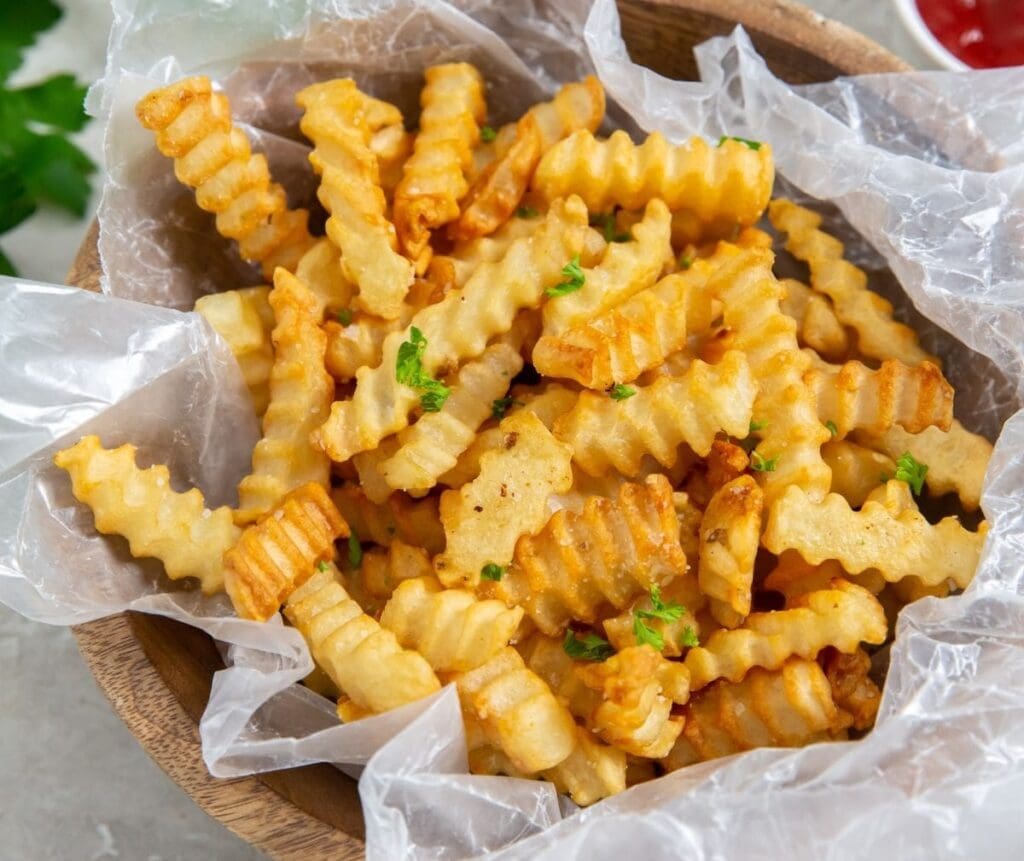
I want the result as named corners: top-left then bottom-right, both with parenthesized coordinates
top-left (294, 238), bottom-right (357, 320)
top-left (136, 76), bottom-right (315, 278)
top-left (434, 411), bottom-right (573, 588)
top-left (53, 435), bottom-right (239, 594)
top-left (518, 633), bottom-right (601, 719)
top-left (359, 539), bottom-right (434, 602)
top-left (330, 485), bottom-right (445, 555)
top-left (779, 277), bottom-right (849, 361)
top-left (602, 572), bottom-right (705, 657)
top-left (822, 439), bottom-right (896, 508)
top-left (370, 122), bottom-right (414, 200)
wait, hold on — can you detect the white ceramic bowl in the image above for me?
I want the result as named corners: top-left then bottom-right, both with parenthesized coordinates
top-left (893, 0), bottom-right (971, 69)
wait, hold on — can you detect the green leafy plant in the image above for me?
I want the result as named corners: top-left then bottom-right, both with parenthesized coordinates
top-left (0, 0), bottom-right (95, 275)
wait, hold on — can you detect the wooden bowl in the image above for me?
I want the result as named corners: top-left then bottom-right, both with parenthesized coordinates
top-left (68, 2), bottom-right (907, 858)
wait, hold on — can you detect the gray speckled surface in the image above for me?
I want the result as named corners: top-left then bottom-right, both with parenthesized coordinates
top-left (0, 2), bottom-right (928, 859)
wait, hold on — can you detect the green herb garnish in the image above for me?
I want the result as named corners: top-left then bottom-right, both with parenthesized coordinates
top-left (336, 308), bottom-right (353, 326)
top-left (635, 585), bottom-right (685, 623)
top-left (680, 626), bottom-right (699, 648)
top-left (563, 630), bottom-right (615, 662)
top-left (545, 255), bottom-right (586, 298)
top-left (516, 205), bottom-right (539, 219)
top-left (751, 451), bottom-right (779, 472)
top-left (678, 252), bottom-right (694, 270)
top-left (609, 383), bottom-right (636, 401)
top-left (480, 563), bottom-right (505, 581)
top-left (632, 616), bottom-right (664, 651)
top-left (480, 125), bottom-right (497, 143)
top-left (347, 531), bottom-right (363, 569)
top-left (491, 396), bottom-right (524, 420)
top-left (718, 135), bottom-right (762, 151)
top-left (592, 211), bottom-right (630, 243)
top-left (893, 451), bottom-right (928, 495)
top-left (749, 419), bottom-right (767, 433)
top-left (316, 560), bottom-right (330, 573)
top-left (825, 420), bottom-right (838, 438)
top-left (396, 326), bottom-right (451, 412)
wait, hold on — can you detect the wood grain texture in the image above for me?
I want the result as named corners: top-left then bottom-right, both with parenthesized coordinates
top-left (68, 2), bottom-right (905, 858)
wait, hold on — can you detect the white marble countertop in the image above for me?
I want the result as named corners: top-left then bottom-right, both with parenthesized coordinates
top-left (0, 2), bottom-right (934, 859)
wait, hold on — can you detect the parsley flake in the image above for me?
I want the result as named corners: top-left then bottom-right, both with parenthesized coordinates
top-left (396, 326), bottom-right (451, 412)
top-left (316, 560), bottom-right (330, 573)
top-left (749, 419), bottom-right (767, 433)
top-left (545, 255), bottom-right (585, 298)
top-left (632, 615), bottom-right (664, 651)
top-left (609, 383), bottom-right (636, 401)
top-left (480, 563), bottom-right (505, 581)
top-left (516, 205), bottom-right (539, 219)
top-left (718, 134), bottom-right (762, 151)
top-left (681, 626), bottom-right (699, 648)
top-left (480, 125), bottom-right (497, 142)
top-left (678, 252), bottom-right (695, 270)
top-left (347, 531), bottom-right (363, 569)
top-left (563, 630), bottom-right (615, 662)
top-left (826, 419), bottom-right (838, 438)
top-left (636, 585), bottom-right (685, 623)
top-left (491, 396), bottom-right (524, 420)
top-left (336, 308), bottom-right (353, 326)
top-left (592, 211), bottom-right (630, 243)
top-left (893, 451), bottom-right (928, 495)
top-left (751, 451), bottom-right (779, 472)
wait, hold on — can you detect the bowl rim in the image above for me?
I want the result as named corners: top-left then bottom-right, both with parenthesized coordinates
top-left (892, 0), bottom-right (971, 71)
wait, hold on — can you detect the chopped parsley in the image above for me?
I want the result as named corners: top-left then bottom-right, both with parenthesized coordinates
top-left (480, 563), bottom-right (505, 581)
top-left (336, 308), bottom-right (353, 326)
top-left (751, 451), bottom-right (779, 472)
top-left (825, 419), bottom-right (838, 438)
top-left (609, 383), bottom-right (636, 401)
top-left (718, 135), bottom-right (762, 151)
top-left (632, 616), bottom-right (664, 651)
top-left (681, 626), bottom-right (699, 648)
top-left (545, 255), bottom-right (585, 298)
top-left (678, 251), bottom-right (695, 270)
top-left (635, 585), bottom-right (685, 623)
top-left (491, 395), bottom-right (523, 420)
top-left (563, 629), bottom-right (615, 662)
top-left (749, 419), bottom-right (767, 433)
top-left (591, 211), bottom-right (630, 243)
top-left (316, 560), bottom-right (330, 573)
top-left (516, 205), bottom-right (539, 219)
top-left (396, 326), bottom-right (451, 412)
top-left (893, 451), bottom-right (928, 495)
top-left (480, 125), bottom-right (497, 143)
top-left (347, 531), bottom-right (362, 569)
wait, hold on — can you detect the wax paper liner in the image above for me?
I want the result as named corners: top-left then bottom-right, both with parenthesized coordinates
top-left (2, 0), bottom-right (1024, 857)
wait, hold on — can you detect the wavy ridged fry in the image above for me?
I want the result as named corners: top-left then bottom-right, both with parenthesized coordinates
top-left (451, 646), bottom-right (577, 772)
top-left (855, 419), bottom-right (991, 511)
top-left (453, 76), bottom-right (605, 241)
top-left (135, 76), bottom-right (315, 278)
top-left (711, 248), bottom-right (832, 506)
top-left (822, 647), bottom-right (880, 731)
top-left (235, 270), bottom-right (332, 524)
top-left (435, 411), bottom-right (573, 589)
top-left (351, 437), bottom-right (401, 504)
top-left (380, 339), bottom-right (524, 493)
top-left (534, 130), bottom-right (773, 231)
top-left (685, 579), bottom-right (886, 690)
top-left (541, 199), bottom-right (673, 336)
top-left (294, 238), bottom-right (357, 320)
top-left (194, 286), bottom-right (274, 416)
top-left (518, 633), bottom-right (601, 719)
top-left (769, 199), bottom-right (936, 366)
top-left (554, 350), bottom-right (756, 477)
top-left (394, 63), bottom-right (486, 270)
top-left (53, 435), bottom-right (239, 594)
top-left (807, 358), bottom-right (953, 438)
top-left (484, 475), bottom-right (688, 635)
top-left (370, 122), bottom-right (414, 200)
top-left (662, 658), bottom-right (848, 769)
top-left (763, 484), bottom-right (987, 590)
top-left (821, 439), bottom-right (896, 507)
top-left (313, 197), bottom-right (588, 463)
top-left (575, 645), bottom-right (690, 758)
top-left (297, 79), bottom-right (413, 320)
top-left (699, 476), bottom-right (764, 629)
top-left (763, 549), bottom-right (861, 601)
top-left (779, 278), bottom-right (849, 361)
top-left (358, 539), bottom-right (434, 603)
top-left (324, 312), bottom-right (401, 381)
top-left (380, 576), bottom-right (524, 672)
top-left (330, 486), bottom-right (445, 555)
top-left (223, 483), bottom-right (347, 621)
top-left (285, 566), bottom-right (441, 713)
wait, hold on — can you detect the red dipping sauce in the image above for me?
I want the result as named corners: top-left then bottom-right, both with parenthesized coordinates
top-left (915, 0), bottom-right (1024, 67)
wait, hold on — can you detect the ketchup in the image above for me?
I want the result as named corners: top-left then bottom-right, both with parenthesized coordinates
top-left (915, 0), bottom-right (1024, 67)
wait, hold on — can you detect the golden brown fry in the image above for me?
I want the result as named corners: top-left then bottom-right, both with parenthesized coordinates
top-left (394, 63), bottom-right (486, 270)
top-left (285, 566), bottom-right (441, 714)
top-left (294, 238), bottom-right (357, 320)
top-left (358, 539), bottom-right (434, 603)
top-left (769, 199), bottom-right (937, 366)
top-left (313, 197), bottom-right (588, 463)
top-left (553, 350), bottom-right (756, 477)
top-left (821, 439), bottom-right (896, 508)
top-left (662, 658), bottom-right (849, 769)
top-left (136, 76), bottom-right (315, 278)
top-left (822, 647), bottom-right (881, 731)
top-left (518, 633), bottom-right (601, 719)
top-left (434, 411), bottom-right (574, 589)
top-left (194, 286), bottom-right (275, 416)
top-left (674, 491), bottom-right (704, 563)
top-left (698, 476), bottom-right (764, 629)
top-left (297, 79), bottom-right (413, 320)
top-left (223, 483), bottom-right (347, 621)
top-left (484, 475), bottom-right (688, 635)
top-left (53, 435), bottom-right (239, 594)
top-left (763, 549), bottom-right (860, 601)
top-left (330, 485), bottom-right (445, 555)
top-left (779, 277), bottom-right (849, 361)
top-left (534, 130), bottom-right (774, 232)
top-left (235, 269), bottom-right (333, 524)
top-left (370, 122), bottom-right (414, 200)
top-left (763, 483), bottom-right (987, 591)
top-left (685, 579), bottom-right (887, 690)
top-left (603, 573), bottom-right (705, 656)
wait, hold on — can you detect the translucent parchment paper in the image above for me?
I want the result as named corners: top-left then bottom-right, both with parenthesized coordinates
top-left (2, 0), bottom-right (1024, 857)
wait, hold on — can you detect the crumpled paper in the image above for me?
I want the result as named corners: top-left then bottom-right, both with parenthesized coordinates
top-left (2, 0), bottom-right (1023, 857)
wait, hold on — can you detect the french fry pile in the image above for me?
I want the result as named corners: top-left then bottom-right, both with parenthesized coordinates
top-left (54, 65), bottom-right (992, 806)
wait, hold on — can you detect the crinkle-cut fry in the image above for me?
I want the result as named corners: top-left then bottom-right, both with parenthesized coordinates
top-left (768, 199), bottom-right (936, 366)
top-left (603, 573), bottom-right (705, 657)
top-left (359, 539), bottom-right (434, 602)
top-left (518, 633), bottom-right (601, 719)
top-left (779, 277), bottom-right (849, 362)
top-left (194, 286), bottom-right (274, 416)
top-left (541, 199), bottom-right (673, 337)
top-left (223, 483), bottom-right (347, 621)
top-left (294, 238), bottom-right (357, 320)
top-left (438, 385), bottom-right (579, 488)
top-left (380, 576), bottom-right (523, 673)
top-left (533, 251), bottom-right (719, 389)
top-left (575, 645), bottom-right (690, 758)
top-left (434, 411), bottom-right (573, 589)
top-left (855, 419), bottom-right (991, 512)
top-left (685, 579), bottom-right (887, 690)
top-left (285, 566), bottom-right (440, 713)
top-left (394, 63), bottom-right (485, 269)
top-left (534, 129), bottom-right (774, 230)
top-left (698, 476), bottom-right (764, 629)
top-left (452, 76), bottom-right (605, 241)
top-left (351, 436), bottom-right (401, 504)
top-left (822, 647), bottom-right (880, 731)
top-left (712, 248), bottom-right (832, 506)
top-left (484, 475), bottom-right (688, 635)
top-left (330, 485), bottom-right (445, 555)
top-left (53, 435), bottom-right (239, 594)
top-left (662, 658), bottom-right (848, 770)
top-left (235, 270), bottom-right (332, 524)
top-left (763, 484), bottom-right (987, 590)
top-left (763, 549), bottom-right (864, 601)
top-left (297, 79), bottom-right (413, 320)
top-left (554, 350), bottom-right (756, 477)
top-left (822, 439), bottom-right (896, 508)
top-left (370, 122), bottom-right (413, 200)
top-left (313, 197), bottom-right (589, 463)
top-left (135, 76), bottom-right (315, 278)
top-left (450, 646), bottom-right (577, 772)
top-left (807, 357), bottom-right (953, 438)
top-left (673, 491), bottom-right (703, 563)
top-left (380, 339), bottom-right (524, 493)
